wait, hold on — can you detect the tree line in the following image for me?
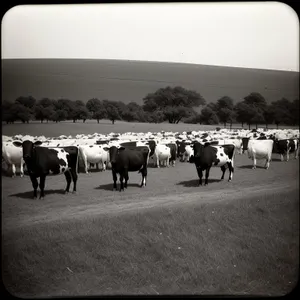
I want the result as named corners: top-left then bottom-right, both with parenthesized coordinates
top-left (2, 86), bottom-right (299, 128)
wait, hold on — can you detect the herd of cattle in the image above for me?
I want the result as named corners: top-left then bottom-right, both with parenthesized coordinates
top-left (2, 128), bottom-right (299, 198)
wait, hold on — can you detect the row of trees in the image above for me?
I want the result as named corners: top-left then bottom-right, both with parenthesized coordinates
top-left (186, 93), bottom-right (299, 129)
top-left (2, 87), bottom-right (299, 128)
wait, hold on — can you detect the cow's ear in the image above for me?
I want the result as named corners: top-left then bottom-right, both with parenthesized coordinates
top-left (103, 147), bottom-right (109, 151)
top-left (34, 141), bottom-right (43, 146)
top-left (13, 141), bottom-right (23, 147)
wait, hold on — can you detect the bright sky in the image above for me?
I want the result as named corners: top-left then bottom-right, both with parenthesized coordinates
top-left (1, 2), bottom-right (299, 71)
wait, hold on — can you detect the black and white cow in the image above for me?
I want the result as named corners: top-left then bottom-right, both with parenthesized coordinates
top-left (106, 145), bottom-right (150, 191)
top-left (189, 142), bottom-right (235, 186)
top-left (13, 140), bottom-right (79, 199)
top-left (273, 139), bottom-right (299, 161)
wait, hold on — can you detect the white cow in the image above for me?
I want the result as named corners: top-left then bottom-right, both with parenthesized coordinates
top-left (2, 141), bottom-right (24, 177)
top-left (78, 144), bottom-right (110, 173)
top-left (242, 138), bottom-right (274, 169)
top-left (147, 141), bottom-right (171, 168)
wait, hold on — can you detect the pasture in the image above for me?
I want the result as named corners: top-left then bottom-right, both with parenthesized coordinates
top-left (2, 123), bottom-right (299, 297)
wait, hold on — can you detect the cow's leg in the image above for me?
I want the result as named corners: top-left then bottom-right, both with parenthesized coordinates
top-left (20, 159), bottom-right (24, 177)
top-left (286, 150), bottom-right (290, 162)
top-left (140, 166), bottom-right (147, 187)
top-left (156, 156), bottom-right (160, 168)
top-left (11, 164), bottom-right (16, 178)
top-left (30, 175), bottom-right (39, 199)
top-left (112, 170), bottom-right (117, 191)
top-left (252, 156), bottom-right (257, 169)
top-left (102, 160), bottom-right (107, 171)
top-left (84, 157), bottom-right (89, 174)
top-left (265, 157), bottom-right (270, 169)
top-left (196, 166), bottom-right (203, 186)
top-left (220, 165), bottom-right (226, 180)
top-left (64, 171), bottom-right (72, 193)
top-left (39, 175), bottom-right (46, 199)
top-left (119, 172), bottom-right (124, 192)
top-left (71, 168), bottom-right (78, 193)
top-left (124, 168), bottom-right (129, 189)
top-left (227, 162), bottom-right (234, 181)
top-left (172, 159), bottom-right (175, 167)
top-left (280, 154), bottom-right (284, 161)
top-left (204, 167), bottom-right (211, 185)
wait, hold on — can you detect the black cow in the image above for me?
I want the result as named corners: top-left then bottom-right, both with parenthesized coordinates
top-left (12, 140), bottom-right (78, 199)
top-left (106, 145), bottom-right (150, 191)
top-left (166, 143), bottom-right (177, 166)
top-left (273, 139), bottom-right (299, 161)
top-left (189, 142), bottom-right (235, 186)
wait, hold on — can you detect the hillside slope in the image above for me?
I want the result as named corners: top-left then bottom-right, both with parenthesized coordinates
top-left (2, 59), bottom-right (299, 108)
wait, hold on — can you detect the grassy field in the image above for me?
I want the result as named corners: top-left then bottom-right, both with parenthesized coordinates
top-left (2, 59), bottom-right (299, 105)
top-left (2, 150), bottom-right (299, 297)
top-left (2, 120), bottom-right (299, 137)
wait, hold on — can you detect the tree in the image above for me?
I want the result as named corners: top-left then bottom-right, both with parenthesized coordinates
top-left (10, 103), bottom-right (32, 123)
top-left (102, 100), bottom-right (121, 124)
top-left (70, 100), bottom-right (89, 122)
top-left (2, 101), bottom-right (16, 124)
top-left (143, 86), bottom-right (206, 123)
top-left (146, 111), bottom-right (165, 123)
top-left (244, 92), bottom-right (267, 113)
top-left (15, 96), bottom-right (36, 109)
top-left (56, 99), bottom-right (75, 120)
top-left (251, 112), bottom-right (265, 129)
top-left (217, 107), bottom-right (235, 128)
top-left (34, 98), bottom-right (56, 122)
top-left (234, 102), bottom-right (256, 129)
top-left (199, 107), bottom-right (219, 125)
top-left (216, 96), bottom-right (234, 110)
top-left (94, 109), bottom-right (107, 123)
top-left (263, 106), bottom-right (274, 129)
top-left (86, 98), bottom-right (102, 116)
top-left (122, 110), bottom-right (138, 122)
top-left (49, 109), bottom-right (68, 123)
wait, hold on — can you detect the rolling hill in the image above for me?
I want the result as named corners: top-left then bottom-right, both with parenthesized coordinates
top-left (2, 59), bottom-right (299, 111)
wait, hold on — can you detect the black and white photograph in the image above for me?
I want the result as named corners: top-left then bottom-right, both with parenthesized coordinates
top-left (1, 2), bottom-right (299, 297)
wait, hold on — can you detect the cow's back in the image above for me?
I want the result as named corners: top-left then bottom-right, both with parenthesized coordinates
top-left (248, 140), bottom-right (273, 159)
top-left (117, 147), bottom-right (149, 171)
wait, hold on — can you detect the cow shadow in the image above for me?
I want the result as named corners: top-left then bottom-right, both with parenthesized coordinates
top-left (176, 178), bottom-right (221, 187)
top-left (9, 189), bottom-right (66, 199)
top-left (271, 158), bottom-right (282, 162)
top-left (95, 183), bottom-right (141, 191)
top-left (238, 165), bottom-right (266, 169)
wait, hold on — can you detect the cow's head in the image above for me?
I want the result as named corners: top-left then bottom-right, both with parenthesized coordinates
top-left (108, 146), bottom-right (125, 165)
top-left (241, 137), bottom-right (250, 153)
top-left (13, 140), bottom-right (43, 160)
top-left (189, 141), bottom-right (203, 163)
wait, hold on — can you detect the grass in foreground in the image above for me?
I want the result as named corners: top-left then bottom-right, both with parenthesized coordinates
top-left (2, 190), bottom-right (299, 297)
